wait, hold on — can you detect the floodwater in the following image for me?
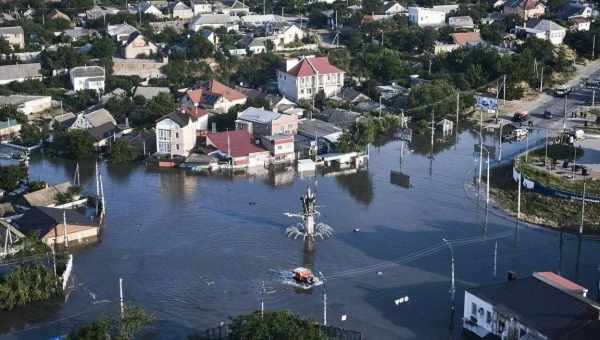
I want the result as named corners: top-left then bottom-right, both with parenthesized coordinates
top-left (2, 128), bottom-right (600, 340)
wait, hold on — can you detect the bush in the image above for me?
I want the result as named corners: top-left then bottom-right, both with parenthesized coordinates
top-left (229, 311), bottom-right (325, 340)
top-left (0, 262), bottom-right (61, 311)
top-left (0, 164), bottom-right (27, 191)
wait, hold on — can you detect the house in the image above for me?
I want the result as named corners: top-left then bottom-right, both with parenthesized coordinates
top-left (518, 19), bottom-right (566, 45)
top-left (112, 57), bottom-right (167, 78)
top-left (0, 119), bottom-right (20, 141)
top-left (0, 13), bottom-right (15, 25)
top-left (192, 0), bottom-right (212, 15)
top-left (12, 206), bottom-right (100, 246)
top-left (277, 56), bottom-right (345, 102)
top-left (448, 16), bottom-right (475, 30)
top-left (68, 109), bottom-right (119, 147)
top-left (47, 9), bottom-right (71, 23)
top-left (189, 14), bottom-right (239, 32)
top-left (170, 1), bottom-right (194, 19)
top-left (434, 41), bottom-right (460, 54)
top-left (62, 27), bottom-right (98, 41)
top-left (155, 109), bottom-right (207, 158)
top-left (205, 129), bottom-right (270, 168)
top-left (408, 7), bottom-right (446, 27)
top-left (220, 0), bottom-right (250, 16)
top-left (377, 83), bottom-right (410, 100)
top-left (0, 63), bottom-right (42, 85)
top-left (247, 37), bottom-right (272, 54)
top-left (560, 4), bottom-right (592, 20)
top-left (451, 32), bottom-right (483, 47)
top-left (85, 6), bottom-right (120, 20)
top-left (240, 14), bottom-right (286, 27)
top-left (260, 134), bottom-right (295, 163)
top-left (0, 26), bottom-right (24, 49)
top-left (236, 107), bottom-right (298, 137)
top-left (23, 182), bottom-right (73, 208)
top-left (0, 95), bottom-right (51, 115)
top-left (503, 0), bottom-right (545, 20)
top-left (382, 2), bottom-right (405, 15)
top-left (463, 272), bottom-right (600, 340)
top-left (138, 2), bottom-right (164, 18)
top-left (201, 29), bottom-right (219, 46)
top-left (182, 79), bottom-right (247, 113)
top-left (276, 25), bottom-right (306, 45)
top-left (297, 119), bottom-right (342, 154)
top-left (107, 23), bottom-right (139, 43)
top-left (70, 65), bottom-right (105, 92)
top-left (319, 108), bottom-right (362, 129)
top-left (569, 17), bottom-right (591, 32)
top-left (149, 20), bottom-right (186, 33)
top-left (122, 32), bottom-right (158, 59)
top-left (338, 88), bottom-right (372, 104)
top-left (134, 86), bottom-right (170, 99)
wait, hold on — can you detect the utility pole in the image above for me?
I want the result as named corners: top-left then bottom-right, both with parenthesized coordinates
top-left (486, 149), bottom-right (490, 205)
top-left (539, 65), bottom-right (544, 93)
top-left (379, 95), bottom-right (382, 118)
top-left (545, 129), bottom-right (549, 168)
top-left (442, 239), bottom-right (455, 312)
top-left (593, 34), bottom-right (596, 59)
top-left (525, 131), bottom-right (529, 163)
top-left (319, 272), bottom-right (327, 326)
top-left (493, 241), bottom-right (498, 277)
top-left (503, 75), bottom-right (507, 103)
top-left (63, 211), bottom-right (69, 248)
top-left (51, 243), bottom-right (57, 277)
top-left (580, 178), bottom-right (586, 234)
top-left (478, 110), bottom-right (483, 187)
top-left (563, 93), bottom-right (568, 130)
top-left (593, 90), bottom-right (596, 108)
top-left (517, 173), bottom-right (522, 220)
top-left (455, 92), bottom-right (460, 128)
top-left (119, 278), bottom-right (124, 319)
top-left (260, 281), bottom-right (265, 319)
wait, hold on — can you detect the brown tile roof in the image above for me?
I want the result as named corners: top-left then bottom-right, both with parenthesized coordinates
top-left (207, 79), bottom-right (246, 101)
top-left (451, 32), bottom-right (482, 46)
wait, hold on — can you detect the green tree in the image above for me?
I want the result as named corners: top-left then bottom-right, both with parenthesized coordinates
top-left (186, 34), bottom-right (213, 60)
top-left (0, 262), bottom-right (61, 311)
top-left (53, 130), bottom-right (96, 159)
top-left (68, 305), bottom-right (153, 340)
top-left (90, 36), bottom-right (117, 59)
top-left (109, 140), bottom-right (138, 163)
top-left (0, 164), bottom-right (27, 191)
top-left (229, 311), bottom-right (326, 340)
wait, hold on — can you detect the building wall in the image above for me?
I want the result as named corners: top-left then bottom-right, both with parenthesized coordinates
top-left (156, 118), bottom-right (197, 157)
top-left (408, 7), bottom-right (445, 26)
top-left (42, 224), bottom-right (99, 246)
top-left (124, 39), bottom-right (158, 59)
top-left (193, 3), bottom-right (212, 14)
top-left (0, 123), bottom-right (21, 141)
top-left (19, 96), bottom-right (52, 115)
top-left (0, 32), bottom-right (24, 49)
top-left (173, 9), bottom-right (194, 19)
top-left (112, 58), bottom-right (166, 78)
top-left (272, 115), bottom-right (298, 135)
top-left (72, 76), bottom-right (105, 92)
top-left (277, 70), bottom-right (344, 102)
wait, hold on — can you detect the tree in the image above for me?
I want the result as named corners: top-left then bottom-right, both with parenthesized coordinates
top-left (232, 53), bottom-right (283, 88)
top-left (0, 104), bottom-right (26, 123)
top-left (0, 262), bottom-right (61, 311)
top-left (17, 122), bottom-right (48, 147)
top-left (68, 305), bottom-right (153, 340)
top-left (0, 164), bottom-right (27, 191)
top-left (186, 34), bottom-right (213, 60)
top-left (109, 140), bottom-right (138, 163)
top-left (407, 80), bottom-right (461, 120)
top-left (52, 130), bottom-right (96, 159)
top-left (90, 36), bottom-right (117, 59)
top-left (229, 311), bottom-right (325, 340)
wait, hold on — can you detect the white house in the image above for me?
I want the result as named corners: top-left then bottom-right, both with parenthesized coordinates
top-left (0, 95), bottom-right (51, 115)
top-left (277, 25), bottom-right (306, 45)
top-left (277, 56), bottom-right (345, 102)
top-left (383, 2), bottom-right (405, 15)
top-left (0, 26), bottom-right (24, 49)
top-left (220, 0), bottom-right (250, 16)
top-left (408, 7), bottom-right (446, 27)
top-left (155, 109), bottom-right (207, 157)
top-left (69, 108), bottom-right (116, 130)
top-left (0, 63), bottom-right (42, 85)
top-left (519, 19), bottom-right (566, 45)
top-left (192, 0), bottom-right (212, 15)
top-left (138, 2), bottom-right (163, 18)
top-left (170, 1), bottom-right (194, 19)
top-left (69, 65), bottom-right (105, 92)
top-left (189, 14), bottom-right (239, 32)
top-left (107, 23), bottom-right (139, 43)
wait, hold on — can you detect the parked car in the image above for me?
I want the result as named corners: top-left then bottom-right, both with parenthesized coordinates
top-left (512, 111), bottom-right (529, 122)
top-left (543, 110), bottom-right (552, 119)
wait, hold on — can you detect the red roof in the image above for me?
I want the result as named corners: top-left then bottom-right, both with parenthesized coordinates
top-left (208, 79), bottom-right (247, 101)
top-left (207, 130), bottom-right (267, 158)
top-left (182, 106), bottom-right (208, 119)
top-left (534, 272), bottom-right (587, 295)
top-left (186, 89), bottom-right (203, 104)
top-left (287, 57), bottom-right (344, 77)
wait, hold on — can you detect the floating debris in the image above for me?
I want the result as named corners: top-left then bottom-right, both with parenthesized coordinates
top-left (353, 228), bottom-right (360, 232)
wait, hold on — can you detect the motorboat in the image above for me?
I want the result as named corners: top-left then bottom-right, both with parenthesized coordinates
top-left (293, 267), bottom-right (316, 285)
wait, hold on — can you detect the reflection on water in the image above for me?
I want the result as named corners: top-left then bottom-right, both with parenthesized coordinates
top-left (334, 170), bottom-right (374, 206)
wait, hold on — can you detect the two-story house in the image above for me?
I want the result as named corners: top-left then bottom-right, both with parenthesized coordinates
top-left (181, 79), bottom-right (247, 113)
top-left (122, 32), bottom-right (158, 59)
top-left (192, 0), bottom-right (212, 15)
top-left (518, 19), bottom-right (566, 45)
top-left (155, 108), bottom-right (207, 158)
top-left (503, 0), bottom-right (545, 20)
top-left (236, 107), bottom-right (298, 137)
top-left (0, 26), bottom-right (24, 49)
top-left (68, 108), bottom-right (118, 147)
top-left (277, 56), bottom-right (345, 102)
top-left (408, 7), bottom-right (446, 27)
top-left (70, 65), bottom-right (105, 93)
top-left (170, 1), bottom-right (194, 19)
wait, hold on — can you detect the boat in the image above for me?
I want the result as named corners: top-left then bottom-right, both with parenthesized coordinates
top-left (293, 267), bottom-right (316, 285)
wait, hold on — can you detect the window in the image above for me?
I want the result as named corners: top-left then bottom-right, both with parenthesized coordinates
top-left (176, 144), bottom-right (179, 150)
top-left (471, 303), bottom-right (477, 316)
top-left (486, 311), bottom-right (491, 324)
top-left (158, 129), bottom-right (171, 140)
top-left (176, 132), bottom-right (179, 138)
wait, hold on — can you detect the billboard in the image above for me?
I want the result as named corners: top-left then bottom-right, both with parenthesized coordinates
top-left (476, 96), bottom-right (498, 113)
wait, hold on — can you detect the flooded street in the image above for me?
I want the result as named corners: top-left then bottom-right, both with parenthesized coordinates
top-left (2, 129), bottom-right (600, 339)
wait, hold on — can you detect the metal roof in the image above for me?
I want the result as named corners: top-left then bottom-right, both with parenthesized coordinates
top-left (70, 65), bottom-right (105, 79)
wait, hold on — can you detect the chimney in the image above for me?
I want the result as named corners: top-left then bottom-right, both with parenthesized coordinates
top-left (507, 271), bottom-right (517, 282)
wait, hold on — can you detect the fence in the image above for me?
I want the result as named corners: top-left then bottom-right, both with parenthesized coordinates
top-left (190, 324), bottom-right (363, 340)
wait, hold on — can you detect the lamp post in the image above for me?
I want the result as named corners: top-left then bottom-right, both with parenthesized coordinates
top-left (319, 271), bottom-right (327, 326)
top-left (442, 238), bottom-right (455, 312)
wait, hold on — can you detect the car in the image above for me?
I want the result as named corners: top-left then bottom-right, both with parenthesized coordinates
top-left (543, 110), bottom-right (552, 119)
top-left (553, 86), bottom-right (571, 97)
top-left (512, 111), bottom-right (529, 122)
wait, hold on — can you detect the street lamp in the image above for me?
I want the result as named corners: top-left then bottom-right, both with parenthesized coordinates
top-left (442, 238), bottom-right (455, 312)
top-left (319, 271), bottom-right (327, 326)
